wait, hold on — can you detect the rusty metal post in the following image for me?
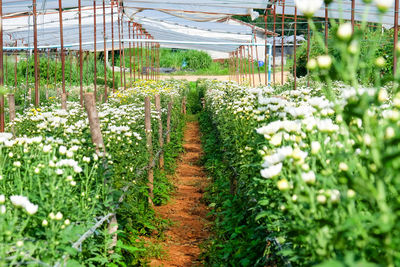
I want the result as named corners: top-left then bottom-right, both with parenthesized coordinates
top-left (58, 0), bottom-right (66, 95)
top-left (307, 22), bottom-right (311, 87)
top-left (325, 4), bottom-right (328, 47)
top-left (239, 47), bottom-right (244, 83)
top-left (14, 41), bottom-right (18, 87)
top-left (250, 44), bottom-right (256, 86)
top-left (46, 49), bottom-right (50, 98)
top-left (33, 0), bottom-right (39, 106)
top-left (394, 0), bottom-right (399, 73)
top-left (69, 51), bottom-right (72, 87)
top-left (294, 6), bottom-right (297, 90)
top-left (111, 0), bottom-right (115, 91)
top-left (54, 49), bottom-right (58, 90)
top-left (140, 28), bottom-right (143, 80)
top-left (78, 0), bottom-right (83, 106)
top-left (247, 46), bottom-right (252, 85)
top-left (129, 22), bottom-right (132, 83)
top-left (273, 3), bottom-right (276, 84)
top-left (133, 23), bottom-right (136, 81)
top-left (0, 0), bottom-right (4, 132)
top-left (118, 2), bottom-right (122, 88)
top-left (93, 0), bottom-right (97, 101)
top-left (281, 0), bottom-right (285, 85)
top-left (351, 0), bottom-right (355, 30)
top-left (264, 10), bottom-right (268, 85)
top-left (121, 9), bottom-right (126, 90)
top-left (103, 0), bottom-right (108, 102)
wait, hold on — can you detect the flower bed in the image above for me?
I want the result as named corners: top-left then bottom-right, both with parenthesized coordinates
top-left (202, 79), bottom-right (400, 266)
top-left (0, 80), bottom-right (187, 265)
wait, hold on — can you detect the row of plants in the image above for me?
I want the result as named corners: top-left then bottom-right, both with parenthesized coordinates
top-left (0, 79), bottom-right (188, 266)
top-left (200, 76), bottom-right (400, 266)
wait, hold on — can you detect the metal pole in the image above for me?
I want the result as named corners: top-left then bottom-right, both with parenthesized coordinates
top-left (0, 0), bottom-right (4, 132)
top-left (307, 22), bottom-right (311, 87)
top-left (33, 0), bottom-right (39, 106)
top-left (78, 0), bottom-right (83, 106)
top-left (58, 0), bottom-right (66, 95)
top-left (14, 42), bottom-right (18, 87)
top-left (264, 10), bottom-right (268, 85)
top-left (253, 28), bottom-right (262, 85)
top-left (325, 5), bottom-right (328, 47)
top-left (281, 0), bottom-right (285, 85)
top-left (294, 6), bottom-right (297, 90)
top-left (133, 23), bottom-right (136, 81)
top-left (129, 21), bottom-right (132, 82)
top-left (93, 0), bottom-right (97, 101)
top-left (351, 0), bottom-right (355, 31)
top-left (273, 3), bottom-right (276, 84)
top-left (54, 49), bottom-right (58, 89)
top-left (394, 0), bottom-right (399, 73)
top-left (69, 50), bottom-right (72, 87)
top-left (103, 0), bottom-right (107, 102)
top-left (247, 46), bottom-right (252, 85)
top-left (118, 1), bottom-right (122, 87)
top-left (46, 49), bottom-right (50, 93)
top-left (111, 0), bottom-right (115, 91)
top-left (121, 7), bottom-right (126, 90)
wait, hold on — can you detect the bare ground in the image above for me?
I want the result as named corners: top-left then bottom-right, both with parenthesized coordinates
top-left (149, 121), bottom-right (210, 267)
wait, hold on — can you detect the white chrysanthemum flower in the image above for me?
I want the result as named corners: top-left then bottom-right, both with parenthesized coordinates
top-left (260, 163), bottom-right (283, 179)
top-left (59, 146), bottom-right (67, 155)
top-left (277, 179), bottom-right (290, 191)
top-left (337, 23), bottom-right (353, 41)
top-left (55, 212), bottom-right (63, 221)
top-left (317, 194), bottom-right (327, 204)
top-left (0, 195), bottom-right (5, 204)
top-left (13, 161), bottom-right (21, 168)
top-left (42, 219), bottom-right (49, 226)
top-left (375, 0), bottom-right (394, 12)
top-left (294, 0), bottom-right (323, 17)
top-left (25, 202), bottom-right (38, 215)
top-left (302, 171), bottom-right (316, 184)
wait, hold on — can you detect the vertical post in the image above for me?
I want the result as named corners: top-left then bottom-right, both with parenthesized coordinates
top-left (351, 0), bottom-right (355, 30)
top-left (247, 46), bottom-right (252, 85)
top-left (155, 94), bottom-right (164, 168)
top-left (166, 101), bottom-right (172, 144)
top-left (129, 22), bottom-right (132, 82)
top-left (264, 10), bottom-right (268, 85)
top-left (33, 0), bottom-right (39, 106)
top-left (46, 49), bottom-right (50, 99)
top-left (273, 3), bottom-right (276, 84)
top-left (69, 51), bottom-right (72, 87)
top-left (307, 22), bottom-right (311, 87)
top-left (294, 6), bottom-right (297, 90)
top-left (84, 92), bottom-right (105, 154)
top-left (0, 0), bottom-right (3, 133)
top-left (239, 47), bottom-right (244, 83)
top-left (78, 0), bottom-right (83, 106)
top-left (8, 94), bottom-right (15, 135)
top-left (14, 41), bottom-right (18, 88)
top-left (182, 96), bottom-right (187, 115)
top-left (58, 0), bottom-right (66, 95)
top-left (54, 49), bottom-right (58, 92)
top-left (144, 96), bottom-right (154, 203)
top-left (250, 44), bottom-right (256, 87)
top-left (118, 1), bottom-right (122, 88)
top-left (61, 92), bottom-right (67, 110)
top-left (140, 28), bottom-right (143, 80)
top-left (121, 9), bottom-right (126, 90)
top-left (281, 0), bottom-right (285, 85)
top-left (111, 0), bottom-right (115, 91)
top-left (133, 24), bottom-right (136, 81)
top-left (103, 0), bottom-right (108, 102)
top-left (394, 0), bottom-right (399, 73)
top-left (325, 4), bottom-right (328, 47)
top-left (93, 0), bottom-right (97, 101)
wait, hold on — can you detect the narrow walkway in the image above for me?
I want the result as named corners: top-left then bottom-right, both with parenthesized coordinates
top-left (150, 121), bottom-right (210, 267)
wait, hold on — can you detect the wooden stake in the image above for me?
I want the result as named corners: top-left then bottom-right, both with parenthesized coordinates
top-left (155, 94), bottom-right (164, 168)
top-left (166, 101), bottom-right (172, 144)
top-left (145, 96), bottom-right (154, 203)
top-left (84, 92), bottom-right (105, 154)
top-left (61, 93), bottom-right (67, 110)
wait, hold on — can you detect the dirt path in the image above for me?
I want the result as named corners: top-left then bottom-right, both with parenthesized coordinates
top-left (149, 121), bottom-right (210, 267)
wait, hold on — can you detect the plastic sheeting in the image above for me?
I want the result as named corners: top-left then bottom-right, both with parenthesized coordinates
top-left (3, 6), bottom-right (130, 50)
top-left (122, 0), bottom-right (267, 21)
top-left (274, 0), bottom-right (398, 26)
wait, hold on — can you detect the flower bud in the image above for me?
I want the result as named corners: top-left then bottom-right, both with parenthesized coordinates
top-left (337, 23), bottom-right (353, 41)
top-left (375, 0), bottom-right (394, 13)
top-left (294, 0), bottom-right (324, 18)
top-left (277, 179), bottom-right (290, 191)
top-left (339, 162), bottom-right (349, 172)
top-left (306, 58), bottom-right (318, 70)
top-left (317, 55), bottom-right (332, 69)
top-left (375, 56), bottom-right (386, 67)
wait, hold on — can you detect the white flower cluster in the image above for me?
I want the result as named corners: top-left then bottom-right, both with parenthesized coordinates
top-left (10, 195), bottom-right (38, 215)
